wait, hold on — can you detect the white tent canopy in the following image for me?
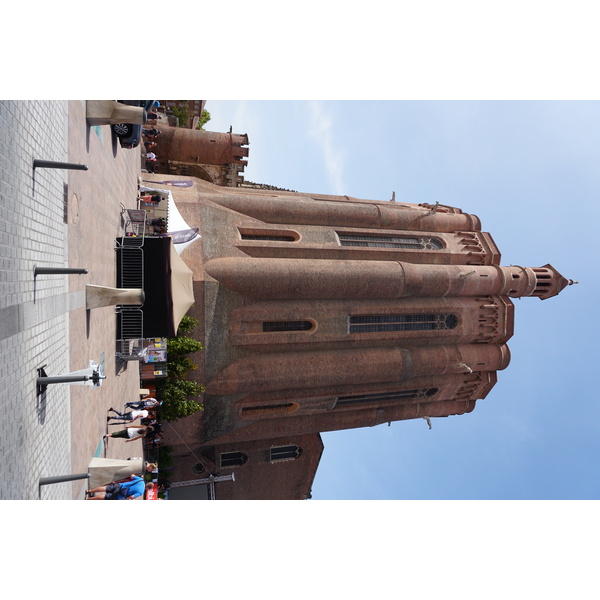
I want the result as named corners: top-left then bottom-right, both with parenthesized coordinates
top-left (140, 185), bottom-right (201, 254)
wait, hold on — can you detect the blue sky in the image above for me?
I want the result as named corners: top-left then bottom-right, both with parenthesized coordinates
top-left (204, 100), bottom-right (599, 500)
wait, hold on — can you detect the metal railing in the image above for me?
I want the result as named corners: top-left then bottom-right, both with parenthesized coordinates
top-left (117, 242), bottom-right (144, 291)
top-left (116, 335), bottom-right (148, 361)
top-left (115, 241), bottom-right (145, 357)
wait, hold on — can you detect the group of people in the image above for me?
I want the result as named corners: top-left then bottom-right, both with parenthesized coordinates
top-left (104, 396), bottom-right (162, 444)
top-left (137, 192), bottom-right (168, 235)
top-left (142, 102), bottom-right (163, 173)
top-left (86, 461), bottom-right (158, 500)
top-left (87, 396), bottom-right (164, 500)
top-left (144, 419), bottom-right (164, 450)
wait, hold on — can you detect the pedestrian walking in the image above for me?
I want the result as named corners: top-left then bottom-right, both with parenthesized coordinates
top-left (104, 426), bottom-right (153, 443)
top-left (125, 397), bottom-right (161, 410)
top-left (107, 408), bottom-right (152, 424)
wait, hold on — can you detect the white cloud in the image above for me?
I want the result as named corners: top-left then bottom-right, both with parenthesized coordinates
top-left (306, 101), bottom-right (346, 194)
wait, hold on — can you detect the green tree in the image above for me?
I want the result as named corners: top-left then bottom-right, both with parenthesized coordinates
top-left (167, 335), bottom-right (204, 357)
top-left (157, 379), bottom-right (204, 421)
top-left (168, 356), bottom-right (197, 378)
top-left (158, 378), bottom-right (204, 402)
top-left (155, 318), bottom-right (205, 422)
top-left (177, 315), bottom-right (199, 335)
top-left (195, 110), bottom-right (211, 130)
top-left (171, 102), bottom-right (190, 127)
top-left (160, 397), bottom-right (204, 421)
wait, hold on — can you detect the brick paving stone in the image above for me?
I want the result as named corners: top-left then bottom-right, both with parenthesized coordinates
top-left (0, 101), bottom-right (144, 500)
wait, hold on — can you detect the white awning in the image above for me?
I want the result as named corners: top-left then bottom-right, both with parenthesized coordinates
top-left (140, 186), bottom-right (201, 254)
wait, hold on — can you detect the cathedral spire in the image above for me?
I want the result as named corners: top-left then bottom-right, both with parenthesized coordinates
top-left (523, 264), bottom-right (572, 300)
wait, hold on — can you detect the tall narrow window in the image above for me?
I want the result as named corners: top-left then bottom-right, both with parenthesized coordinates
top-left (349, 314), bottom-right (458, 333)
top-left (338, 233), bottom-right (443, 250)
top-left (239, 228), bottom-right (299, 242)
top-left (269, 446), bottom-right (303, 462)
top-left (220, 452), bottom-right (247, 467)
top-left (241, 234), bottom-right (296, 242)
top-left (336, 388), bottom-right (438, 407)
top-left (241, 403), bottom-right (299, 418)
top-left (263, 321), bottom-right (313, 332)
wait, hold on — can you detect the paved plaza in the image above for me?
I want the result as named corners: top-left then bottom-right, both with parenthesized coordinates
top-left (0, 100), bottom-right (144, 499)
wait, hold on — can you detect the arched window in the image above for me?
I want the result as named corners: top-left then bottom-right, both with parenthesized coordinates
top-left (239, 227), bottom-right (299, 242)
top-left (336, 388), bottom-right (439, 407)
top-left (263, 321), bottom-right (313, 332)
top-left (220, 452), bottom-right (247, 467)
top-left (338, 233), bottom-right (443, 250)
top-left (349, 314), bottom-right (458, 333)
top-left (241, 402), bottom-right (300, 418)
top-left (269, 446), bottom-right (303, 462)
top-left (242, 234), bottom-right (296, 242)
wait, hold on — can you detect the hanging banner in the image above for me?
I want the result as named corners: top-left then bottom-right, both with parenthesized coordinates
top-left (169, 228), bottom-right (200, 245)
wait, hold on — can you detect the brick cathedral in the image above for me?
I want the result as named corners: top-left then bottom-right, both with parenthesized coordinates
top-left (144, 172), bottom-right (574, 500)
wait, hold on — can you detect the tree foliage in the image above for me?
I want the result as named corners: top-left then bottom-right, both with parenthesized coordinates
top-left (170, 102), bottom-right (190, 127)
top-left (159, 394), bottom-right (204, 421)
top-left (167, 335), bottom-right (204, 357)
top-left (157, 378), bottom-right (204, 421)
top-left (177, 315), bottom-right (199, 335)
top-left (156, 322), bottom-right (205, 422)
top-left (168, 356), bottom-right (197, 378)
top-left (195, 110), bottom-right (211, 130)
top-left (169, 103), bottom-right (211, 130)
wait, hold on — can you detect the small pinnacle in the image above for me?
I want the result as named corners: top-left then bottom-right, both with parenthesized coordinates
top-left (568, 279), bottom-right (579, 285)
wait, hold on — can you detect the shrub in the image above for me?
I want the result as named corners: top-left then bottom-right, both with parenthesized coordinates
top-left (195, 109), bottom-right (211, 130)
top-left (158, 378), bottom-right (205, 402)
top-left (177, 315), bottom-right (199, 335)
top-left (160, 397), bottom-right (204, 421)
top-left (167, 335), bottom-right (204, 357)
top-left (156, 378), bottom-right (204, 422)
top-left (168, 356), bottom-right (197, 378)
top-left (154, 319), bottom-right (205, 422)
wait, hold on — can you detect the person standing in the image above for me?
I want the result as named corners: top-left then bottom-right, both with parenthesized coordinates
top-left (85, 475), bottom-right (153, 500)
top-left (142, 127), bottom-right (160, 138)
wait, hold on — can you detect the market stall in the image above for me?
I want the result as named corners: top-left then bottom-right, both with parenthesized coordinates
top-left (136, 236), bottom-right (195, 338)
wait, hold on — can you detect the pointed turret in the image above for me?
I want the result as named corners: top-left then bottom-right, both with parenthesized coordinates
top-left (529, 264), bottom-right (575, 300)
top-left (507, 264), bottom-right (575, 300)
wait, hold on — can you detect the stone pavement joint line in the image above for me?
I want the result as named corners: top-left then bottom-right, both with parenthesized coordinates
top-left (0, 101), bottom-right (144, 500)
top-left (0, 100), bottom-right (71, 499)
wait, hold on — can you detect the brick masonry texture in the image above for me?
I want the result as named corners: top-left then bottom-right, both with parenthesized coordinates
top-left (0, 100), bottom-right (71, 499)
